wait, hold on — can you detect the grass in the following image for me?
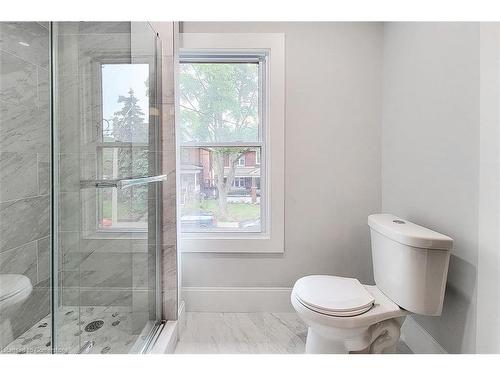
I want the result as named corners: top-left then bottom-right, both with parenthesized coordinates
top-left (103, 197), bottom-right (259, 223)
top-left (102, 199), bottom-right (147, 220)
top-left (183, 199), bottom-right (260, 222)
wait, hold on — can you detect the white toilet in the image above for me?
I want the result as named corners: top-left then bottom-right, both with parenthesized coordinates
top-left (291, 214), bottom-right (453, 354)
top-left (0, 274), bottom-right (33, 349)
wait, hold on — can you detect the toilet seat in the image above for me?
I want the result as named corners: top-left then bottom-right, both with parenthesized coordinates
top-left (0, 274), bottom-right (32, 303)
top-left (292, 283), bottom-right (408, 330)
top-left (292, 275), bottom-right (375, 317)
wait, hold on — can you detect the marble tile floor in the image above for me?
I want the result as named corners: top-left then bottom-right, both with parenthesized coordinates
top-left (3, 310), bottom-right (413, 354)
top-left (2, 305), bottom-right (144, 354)
top-left (175, 312), bottom-right (413, 354)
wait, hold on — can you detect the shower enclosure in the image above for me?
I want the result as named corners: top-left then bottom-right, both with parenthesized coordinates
top-left (0, 22), bottom-right (174, 354)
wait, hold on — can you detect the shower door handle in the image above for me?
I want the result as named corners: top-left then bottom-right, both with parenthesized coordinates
top-left (117, 174), bottom-right (168, 189)
top-left (80, 175), bottom-right (167, 189)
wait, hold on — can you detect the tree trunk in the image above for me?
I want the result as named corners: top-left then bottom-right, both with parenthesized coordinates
top-left (217, 186), bottom-right (228, 218)
top-left (213, 150), bottom-right (240, 221)
top-left (213, 152), bottom-right (229, 219)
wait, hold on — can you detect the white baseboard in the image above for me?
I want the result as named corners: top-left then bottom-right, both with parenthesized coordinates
top-left (400, 316), bottom-right (447, 354)
top-left (181, 286), bottom-right (294, 312)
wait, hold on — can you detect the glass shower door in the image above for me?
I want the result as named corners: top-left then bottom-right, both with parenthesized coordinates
top-left (52, 22), bottom-right (162, 354)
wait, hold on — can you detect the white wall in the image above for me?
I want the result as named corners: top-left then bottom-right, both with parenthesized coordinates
top-left (179, 21), bottom-right (500, 354)
top-left (382, 22), bottom-right (480, 353)
top-left (180, 22), bottom-right (383, 288)
top-left (477, 23), bottom-right (500, 353)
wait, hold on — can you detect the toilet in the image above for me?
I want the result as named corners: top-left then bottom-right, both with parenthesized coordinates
top-left (291, 214), bottom-right (453, 354)
top-left (0, 274), bottom-right (33, 349)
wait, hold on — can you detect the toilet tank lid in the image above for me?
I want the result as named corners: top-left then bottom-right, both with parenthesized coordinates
top-left (368, 214), bottom-right (453, 250)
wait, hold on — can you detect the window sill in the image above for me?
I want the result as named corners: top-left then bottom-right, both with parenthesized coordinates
top-left (180, 231), bottom-right (283, 253)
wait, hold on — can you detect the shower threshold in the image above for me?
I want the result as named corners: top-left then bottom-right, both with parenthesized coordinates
top-left (2, 305), bottom-right (153, 354)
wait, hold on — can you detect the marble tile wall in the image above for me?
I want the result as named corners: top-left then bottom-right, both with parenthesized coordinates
top-left (0, 22), bottom-right (51, 348)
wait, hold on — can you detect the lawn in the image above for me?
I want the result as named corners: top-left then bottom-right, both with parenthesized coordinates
top-left (103, 196), bottom-right (260, 223)
top-left (101, 199), bottom-right (147, 220)
top-left (184, 199), bottom-right (260, 222)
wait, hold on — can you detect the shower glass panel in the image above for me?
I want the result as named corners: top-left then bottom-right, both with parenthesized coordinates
top-left (52, 22), bottom-right (162, 354)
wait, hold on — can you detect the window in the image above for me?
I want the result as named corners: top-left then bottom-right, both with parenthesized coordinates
top-left (179, 33), bottom-right (284, 253)
top-left (233, 177), bottom-right (246, 188)
top-left (96, 63), bottom-right (151, 232)
top-left (179, 55), bottom-right (264, 233)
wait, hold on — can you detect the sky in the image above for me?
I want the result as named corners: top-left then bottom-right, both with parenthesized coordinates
top-left (101, 63), bottom-right (149, 124)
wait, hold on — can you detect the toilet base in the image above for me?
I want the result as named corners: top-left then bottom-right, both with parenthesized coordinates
top-left (304, 317), bottom-right (404, 354)
top-left (305, 327), bottom-right (349, 353)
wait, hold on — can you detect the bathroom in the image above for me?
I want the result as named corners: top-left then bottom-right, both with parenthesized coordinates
top-left (1, 0), bottom-right (500, 372)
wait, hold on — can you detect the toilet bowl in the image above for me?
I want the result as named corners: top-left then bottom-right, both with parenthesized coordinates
top-left (292, 214), bottom-right (453, 354)
top-left (0, 274), bottom-right (33, 349)
top-left (291, 275), bottom-right (408, 353)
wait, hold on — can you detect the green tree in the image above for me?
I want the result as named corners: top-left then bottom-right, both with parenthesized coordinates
top-left (111, 88), bottom-right (148, 143)
top-left (111, 88), bottom-right (149, 220)
top-left (180, 63), bottom-right (259, 218)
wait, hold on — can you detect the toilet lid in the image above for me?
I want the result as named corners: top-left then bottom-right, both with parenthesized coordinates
top-left (0, 274), bottom-right (32, 302)
top-left (293, 275), bottom-right (375, 317)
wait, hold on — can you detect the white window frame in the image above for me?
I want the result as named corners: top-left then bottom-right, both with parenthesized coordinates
top-left (81, 55), bottom-right (156, 240)
top-left (237, 154), bottom-right (246, 167)
top-left (177, 33), bottom-right (285, 253)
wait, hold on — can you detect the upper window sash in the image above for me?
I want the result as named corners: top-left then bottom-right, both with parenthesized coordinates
top-left (179, 52), bottom-right (267, 146)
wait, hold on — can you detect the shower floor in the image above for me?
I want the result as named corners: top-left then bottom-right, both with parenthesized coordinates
top-left (2, 305), bottom-right (144, 354)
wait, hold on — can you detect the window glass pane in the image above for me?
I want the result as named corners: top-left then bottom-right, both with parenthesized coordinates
top-left (98, 146), bottom-right (149, 229)
top-left (98, 185), bottom-right (148, 230)
top-left (117, 186), bottom-right (148, 223)
top-left (180, 146), bottom-right (261, 232)
top-left (179, 62), bottom-right (260, 143)
top-left (99, 63), bottom-right (150, 230)
top-left (102, 63), bottom-right (150, 143)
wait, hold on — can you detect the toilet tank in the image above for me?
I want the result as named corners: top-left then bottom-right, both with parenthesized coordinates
top-left (368, 214), bottom-right (453, 316)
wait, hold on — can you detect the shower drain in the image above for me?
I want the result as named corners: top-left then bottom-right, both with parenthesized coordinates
top-left (84, 320), bottom-right (104, 332)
